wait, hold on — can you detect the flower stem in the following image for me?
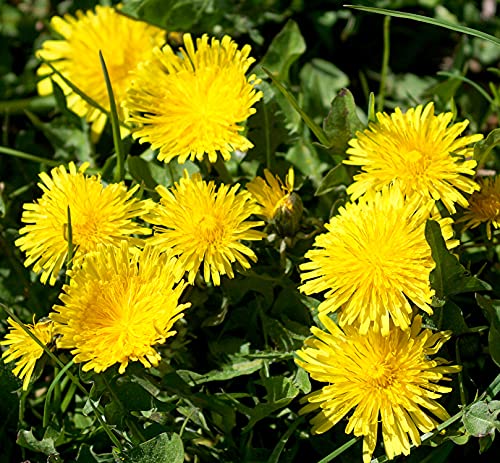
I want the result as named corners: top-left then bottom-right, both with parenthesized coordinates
top-left (0, 146), bottom-right (60, 166)
top-left (317, 436), bottom-right (361, 463)
top-left (377, 16), bottom-right (391, 112)
top-left (0, 96), bottom-right (55, 114)
top-left (213, 156), bottom-right (233, 183)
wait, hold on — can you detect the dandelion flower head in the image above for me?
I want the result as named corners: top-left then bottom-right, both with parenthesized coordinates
top-left (296, 314), bottom-right (460, 463)
top-left (344, 103), bottom-right (482, 213)
top-left (51, 243), bottom-right (190, 373)
top-left (1, 318), bottom-right (54, 390)
top-left (145, 171), bottom-right (265, 286)
top-left (126, 33), bottom-right (263, 164)
top-left (15, 162), bottom-right (150, 285)
top-left (246, 167), bottom-right (295, 220)
top-left (36, 5), bottom-right (165, 140)
top-left (458, 175), bottom-right (500, 239)
top-left (300, 183), bottom-right (442, 335)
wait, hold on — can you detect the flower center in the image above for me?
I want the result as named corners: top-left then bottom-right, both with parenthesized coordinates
top-left (406, 149), bottom-right (424, 163)
top-left (70, 212), bottom-right (103, 251)
top-left (197, 214), bottom-right (225, 244)
top-left (365, 354), bottom-right (398, 389)
top-left (473, 194), bottom-right (500, 220)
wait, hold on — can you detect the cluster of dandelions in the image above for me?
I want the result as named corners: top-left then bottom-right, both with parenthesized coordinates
top-left (36, 5), bottom-right (263, 160)
top-left (2, 4), bottom-right (499, 463)
top-left (3, 161), bottom-right (266, 385)
top-left (295, 102), bottom-right (493, 462)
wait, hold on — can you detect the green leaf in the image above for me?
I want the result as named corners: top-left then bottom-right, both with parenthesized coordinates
top-left (261, 313), bottom-right (308, 351)
top-left (322, 88), bottom-right (365, 155)
top-left (434, 301), bottom-right (470, 335)
top-left (99, 50), bottom-right (126, 182)
top-left (127, 156), bottom-right (159, 190)
top-left (24, 111), bottom-right (92, 163)
top-left (255, 20), bottom-right (306, 83)
top-left (122, 433), bottom-right (184, 463)
top-left (476, 294), bottom-right (500, 367)
top-left (242, 376), bottom-right (299, 431)
top-left (17, 429), bottom-right (57, 455)
top-left (178, 348), bottom-right (264, 385)
top-left (315, 164), bottom-right (350, 196)
top-left (286, 137), bottom-right (328, 186)
top-left (120, 0), bottom-right (219, 30)
top-left (299, 59), bottom-right (349, 116)
top-left (294, 366), bottom-right (311, 394)
top-left (346, 5), bottom-right (500, 47)
top-left (474, 128), bottom-right (500, 165)
top-left (263, 68), bottom-right (330, 146)
top-left (463, 401), bottom-right (500, 437)
top-left (425, 220), bottom-right (491, 300)
top-left (479, 433), bottom-right (495, 454)
top-left (75, 444), bottom-right (108, 462)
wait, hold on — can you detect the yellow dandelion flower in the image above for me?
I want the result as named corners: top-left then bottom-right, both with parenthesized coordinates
top-left (145, 171), bottom-right (265, 286)
top-left (344, 102), bottom-right (483, 213)
top-left (50, 243), bottom-right (190, 374)
top-left (126, 33), bottom-right (263, 164)
top-left (247, 167), bottom-right (303, 236)
top-left (458, 175), bottom-right (500, 239)
top-left (15, 162), bottom-right (150, 286)
top-left (36, 5), bottom-right (165, 140)
top-left (300, 183), bottom-right (453, 335)
top-left (247, 168), bottom-right (295, 220)
top-left (296, 314), bottom-right (461, 463)
top-left (1, 318), bottom-right (54, 390)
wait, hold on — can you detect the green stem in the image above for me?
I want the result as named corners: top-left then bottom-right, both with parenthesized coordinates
top-left (377, 16), bottom-right (391, 112)
top-left (213, 156), bottom-right (233, 184)
top-left (455, 338), bottom-right (467, 407)
top-left (263, 101), bottom-right (272, 169)
top-left (0, 96), bottom-right (55, 114)
top-left (0, 146), bottom-right (60, 166)
top-left (317, 437), bottom-right (361, 463)
top-left (66, 206), bottom-right (73, 281)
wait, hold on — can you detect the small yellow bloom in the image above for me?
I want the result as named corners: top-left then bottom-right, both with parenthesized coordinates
top-left (247, 168), bottom-right (295, 220)
top-left (300, 183), bottom-right (454, 335)
top-left (126, 33), bottom-right (263, 164)
top-left (51, 243), bottom-right (190, 374)
top-left (36, 5), bottom-right (165, 140)
top-left (247, 168), bottom-right (302, 236)
top-left (145, 171), bottom-right (265, 286)
top-left (296, 314), bottom-right (460, 463)
top-left (344, 103), bottom-right (482, 213)
top-left (1, 318), bottom-right (54, 390)
top-left (458, 175), bottom-right (500, 239)
top-left (15, 162), bottom-right (150, 285)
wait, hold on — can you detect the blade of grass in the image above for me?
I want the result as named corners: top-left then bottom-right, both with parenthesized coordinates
top-left (437, 71), bottom-right (493, 104)
top-left (377, 16), bottom-right (391, 112)
top-left (99, 50), bottom-right (126, 182)
top-left (0, 146), bottom-right (60, 166)
top-left (43, 360), bottom-right (74, 428)
top-left (317, 436), bottom-right (361, 463)
top-left (268, 416), bottom-right (305, 463)
top-left (344, 5), bottom-right (500, 47)
top-left (39, 58), bottom-right (132, 132)
top-left (262, 67), bottom-right (331, 147)
top-left (65, 206), bottom-right (73, 282)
